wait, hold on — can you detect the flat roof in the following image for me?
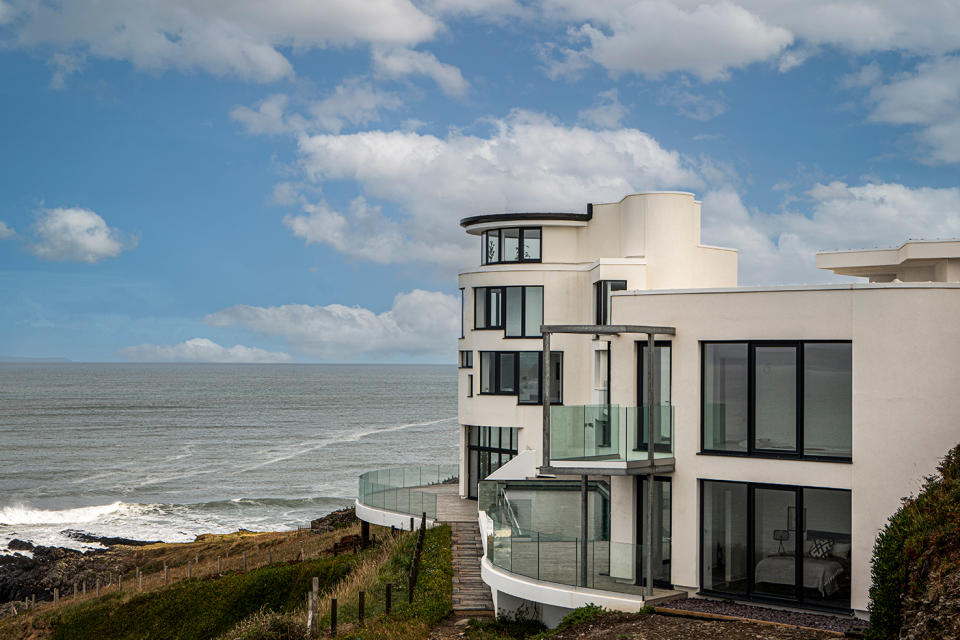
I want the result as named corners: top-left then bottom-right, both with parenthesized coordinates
top-left (817, 239), bottom-right (960, 274)
top-left (614, 282), bottom-right (960, 297)
top-left (459, 211), bottom-right (590, 228)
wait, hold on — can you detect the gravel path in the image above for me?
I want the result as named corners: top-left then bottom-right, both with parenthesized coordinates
top-left (662, 598), bottom-right (867, 634)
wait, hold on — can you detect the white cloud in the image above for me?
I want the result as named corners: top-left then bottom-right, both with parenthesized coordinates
top-left (290, 110), bottom-right (698, 267)
top-left (0, 221), bottom-right (14, 239)
top-left (578, 89), bottom-right (628, 128)
top-left (118, 338), bottom-right (292, 363)
top-left (868, 56), bottom-right (960, 164)
top-left (372, 47), bottom-right (468, 97)
top-left (842, 62), bottom-right (882, 89)
top-left (7, 0), bottom-right (438, 83)
top-left (204, 290), bottom-right (459, 361)
top-left (46, 52), bottom-right (85, 90)
top-left (545, 1), bottom-right (793, 81)
top-left (540, 1), bottom-right (960, 80)
top-left (701, 181), bottom-right (960, 285)
top-left (658, 79), bottom-right (727, 120)
top-left (0, 0), bottom-right (13, 24)
top-left (309, 80), bottom-right (403, 133)
top-left (28, 207), bottom-right (136, 264)
top-left (231, 82), bottom-right (403, 136)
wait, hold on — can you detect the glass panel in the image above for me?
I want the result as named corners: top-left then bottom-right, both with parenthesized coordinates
top-left (803, 488), bottom-right (851, 608)
top-left (804, 343), bottom-right (852, 458)
top-left (703, 343), bottom-right (748, 452)
top-left (489, 288), bottom-right (502, 328)
top-left (550, 352), bottom-right (562, 404)
top-left (486, 229), bottom-right (499, 263)
top-left (480, 352), bottom-right (494, 393)
top-left (498, 352), bottom-right (516, 393)
top-left (701, 481), bottom-right (748, 595)
top-left (753, 486), bottom-right (798, 599)
top-left (474, 288), bottom-right (487, 329)
top-left (469, 450), bottom-right (479, 498)
top-left (523, 228), bottom-right (541, 260)
top-left (505, 287), bottom-right (523, 336)
top-left (469, 425), bottom-right (479, 446)
top-left (524, 286), bottom-right (543, 337)
top-left (518, 352), bottom-right (540, 404)
top-left (606, 280), bottom-right (626, 325)
top-left (460, 288), bottom-right (464, 338)
top-left (594, 281), bottom-right (604, 325)
top-left (638, 478), bottom-right (671, 586)
top-left (755, 346), bottom-right (797, 452)
top-left (502, 228), bottom-right (520, 262)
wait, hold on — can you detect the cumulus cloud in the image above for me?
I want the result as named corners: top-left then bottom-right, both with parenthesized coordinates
top-left (118, 338), bottom-right (292, 363)
top-left (289, 110), bottom-right (698, 267)
top-left (578, 89), bottom-right (628, 128)
top-left (372, 47), bottom-right (469, 97)
top-left (231, 82), bottom-right (403, 137)
top-left (868, 55), bottom-right (960, 164)
top-left (657, 79), bottom-right (727, 121)
top-left (700, 181), bottom-right (960, 285)
top-left (0, 221), bottom-right (14, 239)
top-left (842, 62), bottom-right (882, 89)
top-left (28, 207), bottom-right (136, 263)
top-left (204, 290), bottom-right (459, 361)
top-left (540, 1), bottom-right (960, 80)
top-left (6, 0), bottom-right (438, 83)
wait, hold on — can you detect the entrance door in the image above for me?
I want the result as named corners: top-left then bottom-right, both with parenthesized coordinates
top-left (636, 341), bottom-right (671, 452)
top-left (636, 476), bottom-right (672, 587)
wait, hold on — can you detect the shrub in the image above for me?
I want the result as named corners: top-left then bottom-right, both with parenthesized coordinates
top-left (866, 444), bottom-right (960, 640)
top-left (217, 608), bottom-right (307, 640)
top-left (555, 604), bottom-right (606, 630)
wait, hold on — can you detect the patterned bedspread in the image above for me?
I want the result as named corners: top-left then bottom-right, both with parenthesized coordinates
top-left (754, 555), bottom-right (844, 596)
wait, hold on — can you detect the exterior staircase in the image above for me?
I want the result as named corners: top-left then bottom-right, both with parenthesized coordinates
top-left (450, 521), bottom-right (494, 613)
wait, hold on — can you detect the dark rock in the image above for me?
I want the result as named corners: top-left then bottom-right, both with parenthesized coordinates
top-left (7, 540), bottom-right (33, 552)
top-left (311, 506), bottom-right (357, 533)
top-left (62, 530), bottom-right (161, 547)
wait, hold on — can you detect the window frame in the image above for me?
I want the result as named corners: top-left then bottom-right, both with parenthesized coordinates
top-left (698, 478), bottom-right (852, 611)
top-left (459, 350), bottom-right (473, 369)
top-left (594, 280), bottom-right (627, 325)
top-left (478, 350), bottom-right (563, 405)
top-left (466, 426), bottom-right (520, 499)
top-left (481, 227), bottom-right (543, 265)
top-left (699, 340), bottom-right (852, 462)
top-left (475, 285), bottom-right (543, 337)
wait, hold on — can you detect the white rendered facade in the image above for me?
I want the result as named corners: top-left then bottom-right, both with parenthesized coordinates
top-left (452, 193), bottom-right (960, 623)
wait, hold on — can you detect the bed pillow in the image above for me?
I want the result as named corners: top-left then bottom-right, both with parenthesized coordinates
top-left (809, 538), bottom-right (834, 559)
top-left (832, 542), bottom-right (851, 559)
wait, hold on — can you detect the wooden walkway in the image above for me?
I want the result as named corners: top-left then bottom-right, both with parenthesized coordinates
top-left (419, 484), bottom-right (495, 613)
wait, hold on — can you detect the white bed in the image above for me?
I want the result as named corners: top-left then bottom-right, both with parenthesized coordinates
top-left (754, 554), bottom-right (845, 597)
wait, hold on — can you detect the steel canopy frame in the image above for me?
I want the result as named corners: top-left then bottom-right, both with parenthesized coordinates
top-left (540, 323), bottom-right (676, 598)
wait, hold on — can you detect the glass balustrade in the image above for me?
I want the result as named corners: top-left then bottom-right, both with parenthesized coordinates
top-left (550, 404), bottom-right (673, 463)
top-left (357, 464), bottom-right (459, 519)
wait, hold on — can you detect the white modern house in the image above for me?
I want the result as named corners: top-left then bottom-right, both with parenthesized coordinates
top-left (359, 191), bottom-right (960, 626)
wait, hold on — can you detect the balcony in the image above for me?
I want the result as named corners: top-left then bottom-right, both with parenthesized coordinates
top-left (357, 464), bottom-right (459, 521)
top-left (548, 404), bottom-right (674, 473)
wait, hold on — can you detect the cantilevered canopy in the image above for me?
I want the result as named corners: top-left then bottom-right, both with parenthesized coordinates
top-left (540, 324), bottom-right (676, 336)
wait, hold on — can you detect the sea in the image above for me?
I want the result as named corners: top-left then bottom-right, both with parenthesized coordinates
top-left (0, 363), bottom-right (457, 555)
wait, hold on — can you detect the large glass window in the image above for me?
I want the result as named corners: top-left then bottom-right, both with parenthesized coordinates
top-left (701, 341), bottom-right (851, 460)
top-left (466, 426), bottom-right (519, 499)
top-left (702, 343), bottom-right (749, 453)
top-left (594, 280), bottom-right (627, 325)
top-left (459, 350), bottom-right (473, 368)
top-left (460, 288), bottom-right (465, 339)
top-left (479, 350), bottom-right (562, 404)
top-left (701, 480), bottom-right (851, 610)
top-left (637, 477), bottom-right (672, 587)
top-left (481, 227), bottom-right (543, 265)
top-left (803, 343), bottom-right (852, 458)
top-left (476, 286), bottom-right (542, 337)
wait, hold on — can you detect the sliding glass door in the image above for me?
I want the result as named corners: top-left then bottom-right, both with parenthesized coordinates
top-left (701, 480), bottom-right (851, 609)
top-left (636, 477), bottom-right (672, 587)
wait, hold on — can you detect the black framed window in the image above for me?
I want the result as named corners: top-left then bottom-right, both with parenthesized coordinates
top-left (460, 288), bottom-right (465, 339)
top-left (700, 480), bottom-right (851, 610)
top-left (594, 280), bottom-right (627, 325)
top-left (479, 350), bottom-right (562, 404)
top-left (459, 350), bottom-right (473, 368)
top-left (701, 341), bottom-right (852, 460)
top-left (466, 426), bottom-right (519, 499)
top-left (475, 286), bottom-right (542, 337)
top-left (481, 227), bottom-right (542, 265)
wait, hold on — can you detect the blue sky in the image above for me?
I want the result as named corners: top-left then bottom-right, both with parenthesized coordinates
top-left (1, 1), bottom-right (959, 363)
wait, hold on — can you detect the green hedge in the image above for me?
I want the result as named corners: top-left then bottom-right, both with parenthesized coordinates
top-left (866, 444), bottom-right (960, 640)
top-left (44, 555), bottom-right (354, 640)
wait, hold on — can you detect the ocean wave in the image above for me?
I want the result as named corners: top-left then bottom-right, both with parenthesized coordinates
top-left (0, 501), bottom-right (132, 526)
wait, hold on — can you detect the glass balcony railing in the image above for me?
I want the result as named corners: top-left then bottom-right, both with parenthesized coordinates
top-left (357, 464), bottom-right (459, 520)
top-left (550, 404), bottom-right (673, 463)
top-left (487, 517), bottom-right (651, 593)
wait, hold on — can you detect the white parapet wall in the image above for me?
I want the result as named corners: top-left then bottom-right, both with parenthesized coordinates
top-left (354, 499), bottom-right (436, 531)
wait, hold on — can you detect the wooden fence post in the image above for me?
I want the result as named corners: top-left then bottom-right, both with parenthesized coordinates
top-left (73, 582), bottom-right (77, 600)
top-left (311, 577), bottom-right (319, 637)
top-left (95, 578), bottom-right (100, 597)
top-left (187, 560), bottom-right (191, 579)
top-left (139, 571), bottom-right (142, 591)
top-left (118, 575), bottom-right (122, 592)
top-left (243, 551), bottom-right (247, 572)
top-left (358, 590), bottom-right (365, 626)
top-left (299, 541), bottom-right (304, 562)
top-left (82, 580), bottom-right (86, 596)
top-left (267, 547), bottom-right (272, 564)
top-left (407, 512), bottom-right (427, 604)
top-left (217, 556), bottom-right (222, 575)
top-left (163, 563), bottom-right (168, 586)
top-left (330, 598), bottom-right (337, 637)
top-left (53, 588), bottom-right (58, 606)
top-left (385, 583), bottom-right (392, 615)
